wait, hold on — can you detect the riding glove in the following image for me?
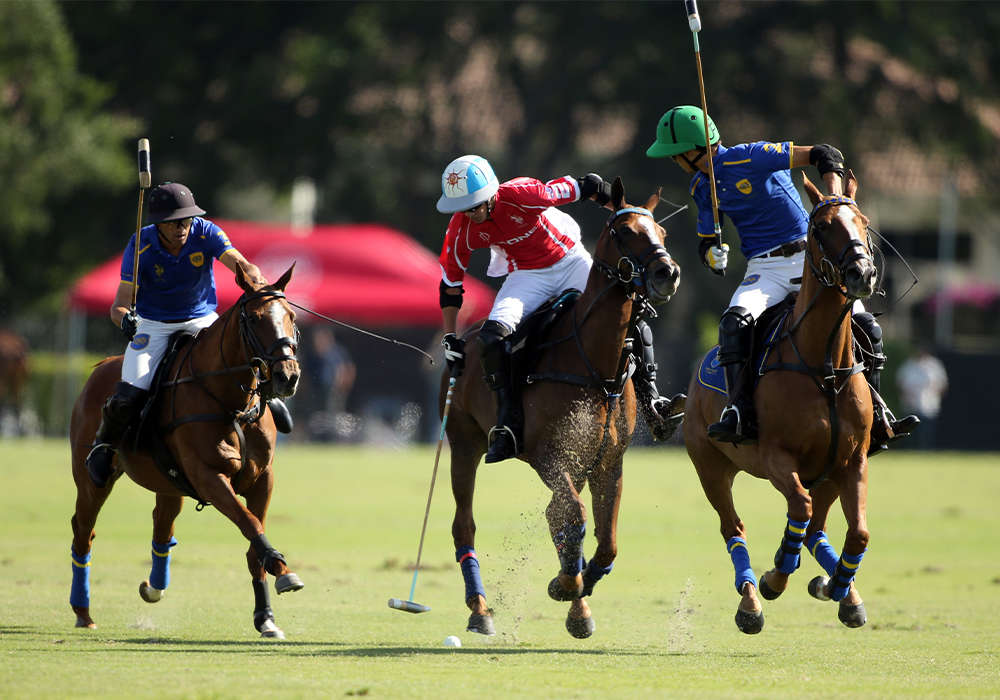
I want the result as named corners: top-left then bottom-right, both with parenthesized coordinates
top-left (442, 332), bottom-right (466, 377)
top-left (703, 241), bottom-right (729, 276)
top-left (120, 310), bottom-right (139, 340)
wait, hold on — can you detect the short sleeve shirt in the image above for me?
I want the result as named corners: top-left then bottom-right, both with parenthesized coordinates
top-left (689, 141), bottom-right (809, 259)
top-left (121, 217), bottom-right (233, 321)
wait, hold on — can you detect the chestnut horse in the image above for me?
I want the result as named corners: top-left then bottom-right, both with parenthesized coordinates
top-left (444, 178), bottom-right (681, 639)
top-left (69, 265), bottom-right (304, 639)
top-left (685, 172), bottom-right (877, 633)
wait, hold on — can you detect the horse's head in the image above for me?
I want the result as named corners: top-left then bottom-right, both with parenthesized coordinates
top-left (802, 171), bottom-right (877, 300)
top-left (593, 177), bottom-right (681, 304)
top-left (235, 264), bottom-right (300, 398)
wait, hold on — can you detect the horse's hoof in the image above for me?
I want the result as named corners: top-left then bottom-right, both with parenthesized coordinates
top-left (808, 576), bottom-right (831, 602)
top-left (734, 608), bottom-right (764, 634)
top-left (838, 600), bottom-right (867, 628)
top-left (275, 573), bottom-right (304, 594)
top-left (258, 617), bottom-right (286, 640)
top-left (139, 580), bottom-right (164, 603)
top-left (72, 606), bottom-right (96, 629)
top-left (758, 576), bottom-right (782, 601)
top-left (548, 576), bottom-right (583, 602)
top-left (466, 610), bottom-right (496, 636)
top-left (565, 614), bottom-right (595, 639)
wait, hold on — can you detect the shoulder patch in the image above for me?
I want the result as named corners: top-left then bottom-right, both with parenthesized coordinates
top-left (736, 179), bottom-right (752, 195)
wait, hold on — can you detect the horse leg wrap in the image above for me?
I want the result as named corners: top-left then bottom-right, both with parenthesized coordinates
top-left (830, 550), bottom-right (865, 602)
top-left (70, 549), bottom-right (92, 608)
top-left (727, 537), bottom-right (757, 594)
top-left (252, 578), bottom-right (274, 631)
top-left (806, 530), bottom-right (840, 577)
top-left (148, 536), bottom-right (178, 591)
top-left (553, 524), bottom-right (586, 576)
top-left (773, 516), bottom-right (809, 574)
top-left (456, 547), bottom-right (486, 603)
top-left (251, 534), bottom-right (287, 575)
top-left (581, 560), bottom-right (614, 597)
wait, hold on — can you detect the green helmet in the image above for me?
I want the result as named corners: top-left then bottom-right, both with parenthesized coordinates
top-left (646, 105), bottom-right (720, 158)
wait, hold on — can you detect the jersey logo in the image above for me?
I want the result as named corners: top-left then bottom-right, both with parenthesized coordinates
top-left (479, 232), bottom-right (490, 241)
top-left (736, 179), bottom-right (752, 195)
top-left (509, 214), bottom-right (524, 225)
top-left (740, 274), bottom-right (761, 287)
top-left (130, 333), bottom-right (150, 350)
top-left (763, 142), bottom-right (783, 153)
top-left (154, 264), bottom-right (164, 277)
top-left (189, 252), bottom-right (205, 267)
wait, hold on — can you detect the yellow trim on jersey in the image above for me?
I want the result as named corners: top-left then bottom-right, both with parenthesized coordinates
top-left (138, 243), bottom-right (151, 255)
top-left (723, 158), bottom-right (751, 166)
top-left (788, 142), bottom-right (795, 169)
top-left (689, 172), bottom-right (705, 197)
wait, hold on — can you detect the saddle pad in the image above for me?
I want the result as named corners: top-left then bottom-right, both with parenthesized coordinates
top-left (697, 345), bottom-right (727, 396)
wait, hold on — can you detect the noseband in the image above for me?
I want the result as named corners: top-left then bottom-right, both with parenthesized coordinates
top-left (238, 289), bottom-right (299, 380)
top-left (596, 207), bottom-right (673, 299)
top-left (807, 196), bottom-right (873, 294)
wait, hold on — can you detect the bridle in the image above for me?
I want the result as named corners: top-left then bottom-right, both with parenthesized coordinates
top-left (592, 206), bottom-right (674, 307)
top-left (806, 196), bottom-right (874, 296)
top-left (237, 289), bottom-right (299, 386)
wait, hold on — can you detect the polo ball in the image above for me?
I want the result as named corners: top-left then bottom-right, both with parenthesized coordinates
top-left (443, 635), bottom-right (462, 648)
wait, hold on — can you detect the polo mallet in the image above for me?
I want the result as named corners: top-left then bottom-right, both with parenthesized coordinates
top-left (130, 138), bottom-right (152, 309)
top-left (388, 375), bottom-right (457, 614)
top-left (685, 0), bottom-right (725, 274)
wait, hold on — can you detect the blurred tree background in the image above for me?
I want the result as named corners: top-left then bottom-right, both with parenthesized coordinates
top-left (2, 0), bottom-right (997, 442)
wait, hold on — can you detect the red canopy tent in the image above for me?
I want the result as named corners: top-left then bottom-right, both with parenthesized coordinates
top-left (67, 220), bottom-right (495, 327)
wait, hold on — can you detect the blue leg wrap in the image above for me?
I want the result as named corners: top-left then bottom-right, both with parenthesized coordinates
top-left (830, 549), bottom-right (865, 602)
top-left (806, 530), bottom-right (839, 577)
top-left (553, 524), bottom-right (586, 575)
top-left (773, 516), bottom-right (810, 575)
top-left (456, 546), bottom-right (486, 602)
top-left (727, 537), bottom-right (757, 594)
top-left (581, 560), bottom-right (614, 597)
top-left (148, 536), bottom-right (178, 590)
top-left (70, 549), bottom-right (91, 608)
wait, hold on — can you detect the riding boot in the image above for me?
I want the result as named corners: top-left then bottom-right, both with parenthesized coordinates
top-left (481, 337), bottom-right (518, 464)
top-left (633, 320), bottom-right (685, 442)
top-left (868, 385), bottom-right (920, 458)
top-left (707, 360), bottom-right (756, 445)
top-left (85, 382), bottom-right (148, 488)
top-left (266, 398), bottom-right (293, 434)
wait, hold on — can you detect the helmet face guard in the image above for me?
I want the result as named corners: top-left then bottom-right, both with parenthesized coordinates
top-left (437, 155), bottom-right (499, 213)
top-left (646, 106), bottom-right (719, 159)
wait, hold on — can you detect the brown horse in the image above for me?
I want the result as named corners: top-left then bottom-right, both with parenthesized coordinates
top-left (69, 265), bottom-right (304, 639)
top-left (444, 178), bottom-right (681, 639)
top-left (684, 172), bottom-right (877, 633)
top-left (0, 328), bottom-right (29, 423)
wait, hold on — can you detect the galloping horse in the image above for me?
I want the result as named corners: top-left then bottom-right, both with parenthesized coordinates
top-left (445, 178), bottom-right (681, 639)
top-left (685, 172), bottom-right (877, 633)
top-left (69, 265), bottom-right (304, 639)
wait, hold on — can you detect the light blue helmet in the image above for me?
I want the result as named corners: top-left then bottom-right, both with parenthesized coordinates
top-left (436, 155), bottom-right (499, 213)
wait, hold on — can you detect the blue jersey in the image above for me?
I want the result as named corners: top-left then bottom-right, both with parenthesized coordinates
top-left (121, 217), bottom-right (233, 321)
top-left (689, 141), bottom-right (809, 259)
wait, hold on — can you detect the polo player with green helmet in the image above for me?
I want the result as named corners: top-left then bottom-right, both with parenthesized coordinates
top-left (646, 105), bottom-right (917, 453)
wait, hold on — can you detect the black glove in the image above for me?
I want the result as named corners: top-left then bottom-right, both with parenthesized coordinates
top-left (441, 332), bottom-right (466, 377)
top-left (120, 310), bottom-right (138, 340)
top-left (578, 173), bottom-right (612, 206)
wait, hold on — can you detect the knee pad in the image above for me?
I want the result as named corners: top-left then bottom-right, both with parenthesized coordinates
top-left (479, 319), bottom-right (513, 348)
top-left (634, 319), bottom-right (657, 376)
top-left (852, 312), bottom-right (885, 372)
top-left (718, 306), bottom-right (754, 366)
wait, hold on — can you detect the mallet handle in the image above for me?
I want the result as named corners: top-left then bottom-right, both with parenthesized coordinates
top-left (130, 139), bottom-right (151, 310)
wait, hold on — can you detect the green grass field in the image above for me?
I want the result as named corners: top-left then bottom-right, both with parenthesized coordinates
top-left (1, 438), bottom-right (997, 698)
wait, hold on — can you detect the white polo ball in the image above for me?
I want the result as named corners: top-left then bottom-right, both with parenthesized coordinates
top-left (443, 635), bottom-right (462, 648)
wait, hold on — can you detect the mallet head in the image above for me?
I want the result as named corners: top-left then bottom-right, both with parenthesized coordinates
top-left (388, 598), bottom-right (431, 614)
top-left (138, 138), bottom-right (151, 189)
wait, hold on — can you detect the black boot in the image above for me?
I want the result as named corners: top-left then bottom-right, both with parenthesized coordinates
top-left (480, 327), bottom-right (519, 464)
top-left (707, 307), bottom-right (756, 445)
top-left (633, 319), bottom-right (685, 441)
top-left (853, 312), bottom-right (920, 457)
top-left (267, 398), bottom-right (293, 434)
top-left (85, 382), bottom-right (148, 488)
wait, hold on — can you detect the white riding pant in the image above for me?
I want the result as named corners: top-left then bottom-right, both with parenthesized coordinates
top-left (121, 313), bottom-right (217, 390)
top-left (729, 250), bottom-right (864, 318)
top-left (488, 246), bottom-right (592, 330)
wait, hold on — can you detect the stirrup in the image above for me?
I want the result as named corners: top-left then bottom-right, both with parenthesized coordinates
top-left (485, 425), bottom-right (518, 463)
top-left (708, 405), bottom-right (753, 445)
top-left (646, 394), bottom-right (686, 442)
top-left (85, 443), bottom-right (116, 488)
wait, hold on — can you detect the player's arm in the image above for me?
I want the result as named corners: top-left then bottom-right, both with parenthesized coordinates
top-left (793, 144), bottom-right (846, 195)
top-left (220, 248), bottom-right (268, 287)
top-left (109, 281), bottom-right (133, 327)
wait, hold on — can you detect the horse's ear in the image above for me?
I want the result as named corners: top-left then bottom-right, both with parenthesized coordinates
top-left (612, 177), bottom-right (625, 210)
top-left (801, 172), bottom-right (822, 206)
top-left (644, 187), bottom-right (662, 213)
top-left (845, 168), bottom-right (858, 199)
top-left (235, 265), bottom-right (256, 293)
top-left (273, 263), bottom-right (295, 292)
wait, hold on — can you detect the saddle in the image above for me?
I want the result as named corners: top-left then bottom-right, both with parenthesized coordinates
top-left (507, 289), bottom-right (582, 385)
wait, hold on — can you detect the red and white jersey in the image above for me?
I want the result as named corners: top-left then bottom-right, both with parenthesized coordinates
top-left (438, 176), bottom-right (582, 285)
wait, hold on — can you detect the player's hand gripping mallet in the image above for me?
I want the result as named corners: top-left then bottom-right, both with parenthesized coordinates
top-left (389, 375), bottom-right (457, 614)
top-left (685, 0), bottom-right (725, 275)
top-left (131, 138), bottom-right (152, 309)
